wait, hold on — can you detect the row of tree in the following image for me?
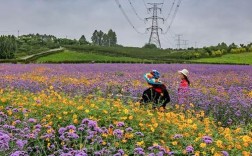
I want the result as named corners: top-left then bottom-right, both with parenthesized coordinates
top-left (0, 29), bottom-right (118, 59)
top-left (91, 29), bottom-right (117, 46)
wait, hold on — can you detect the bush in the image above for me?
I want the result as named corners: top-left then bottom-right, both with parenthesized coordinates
top-left (230, 48), bottom-right (246, 53)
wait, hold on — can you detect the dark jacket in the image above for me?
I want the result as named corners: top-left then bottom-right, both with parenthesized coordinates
top-left (140, 84), bottom-right (170, 108)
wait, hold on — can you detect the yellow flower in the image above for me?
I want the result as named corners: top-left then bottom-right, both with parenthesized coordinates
top-left (102, 133), bottom-right (108, 138)
top-left (1, 98), bottom-right (7, 103)
top-left (187, 119), bottom-right (193, 124)
top-left (153, 123), bottom-right (158, 128)
top-left (242, 135), bottom-right (252, 143)
top-left (136, 141), bottom-right (144, 146)
top-left (195, 151), bottom-right (200, 156)
top-left (90, 104), bottom-right (95, 108)
top-left (150, 127), bottom-right (155, 132)
top-left (124, 109), bottom-right (129, 114)
top-left (213, 153), bottom-right (222, 156)
top-left (242, 151), bottom-right (251, 156)
top-left (139, 123), bottom-right (144, 127)
top-left (128, 115), bottom-right (133, 120)
top-left (102, 141), bottom-right (106, 145)
top-left (211, 148), bottom-right (215, 154)
top-left (103, 110), bottom-right (108, 114)
top-left (49, 86), bottom-right (54, 90)
top-left (243, 142), bottom-right (249, 147)
top-left (73, 114), bottom-right (77, 119)
top-left (114, 142), bottom-right (119, 147)
top-left (7, 110), bottom-right (12, 116)
top-left (73, 119), bottom-right (78, 124)
top-left (122, 139), bottom-right (127, 143)
top-left (85, 109), bottom-right (90, 113)
top-left (200, 143), bottom-right (207, 148)
top-left (172, 141), bottom-right (178, 145)
top-left (77, 106), bottom-right (84, 110)
top-left (216, 140), bottom-right (223, 148)
top-left (192, 124), bottom-right (197, 130)
top-left (235, 144), bottom-right (242, 150)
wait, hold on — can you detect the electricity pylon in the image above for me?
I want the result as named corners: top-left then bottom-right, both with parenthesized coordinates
top-left (145, 3), bottom-right (164, 48)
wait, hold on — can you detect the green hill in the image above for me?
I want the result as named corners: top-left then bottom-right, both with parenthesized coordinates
top-left (192, 52), bottom-right (252, 65)
top-left (36, 50), bottom-right (152, 63)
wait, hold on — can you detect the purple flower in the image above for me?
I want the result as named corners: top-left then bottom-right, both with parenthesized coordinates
top-left (125, 127), bottom-right (133, 132)
top-left (10, 151), bottom-right (29, 156)
top-left (28, 118), bottom-right (37, 123)
top-left (135, 132), bottom-right (144, 137)
top-left (202, 136), bottom-right (213, 144)
top-left (118, 149), bottom-right (124, 155)
top-left (156, 151), bottom-right (164, 156)
top-left (88, 120), bottom-right (97, 129)
top-left (221, 151), bottom-right (229, 156)
top-left (78, 127), bottom-right (85, 131)
top-left (16, 139), bottom-right (27, 149)
top-left (185, 145), bottom-right (194, 153)
top-left (0, 131), bottom-right (10, 150)
top-left (67, 133), bottom-right (79, 139)
top-left (148, 153), bottom-right (155, 156)
top-left (113, 129), bottom-right (123, 139)
top-left (116, 122), bottom-right (125, 127)
top-left (81, 118), bottom-right (89, 124)
top-left (35, 124), bottom-right (42, 129)
top-left (58, 127), bottom-right (67, 135)
top-left (15, 120), bottom-right (21, 124)
top-left (109, 124), bottom-right (114, 128)
top-left (134, 147), bottom-right (145, 155)
top-left (173, 134), bottom-right (183, 139)
top-left (66, 125), bottom-right (76, 130)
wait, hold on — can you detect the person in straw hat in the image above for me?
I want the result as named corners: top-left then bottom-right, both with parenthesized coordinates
top-left (178, 69), bottom-right (190, 105)
top-left (140, 70), bottom-right (170, 110)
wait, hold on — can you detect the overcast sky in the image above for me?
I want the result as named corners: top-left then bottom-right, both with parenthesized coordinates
top-left (0, 0), bottom-right (251, 48)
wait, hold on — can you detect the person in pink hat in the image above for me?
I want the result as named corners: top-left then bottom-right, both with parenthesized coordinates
top-left (177, 69), bottom-right (190, 105)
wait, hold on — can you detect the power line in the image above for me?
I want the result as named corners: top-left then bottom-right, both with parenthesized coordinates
top-left (161, 0), bottom-right (165, 9)
top-left (127, 0), bottom-right (145, 22)
top-left (160, 35), bottom-right (176, 49)
top-left (114, 0), bottom-right (147, 34)
top-left (162, 0), bottom-right (182, 34)
top-left (142, 0), bottom-right (148, 10)
top-left (162, 0), bottom-right (176, 22)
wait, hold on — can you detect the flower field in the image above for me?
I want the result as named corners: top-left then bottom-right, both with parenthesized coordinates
top-left (0, 64), bottom-right (251, 156)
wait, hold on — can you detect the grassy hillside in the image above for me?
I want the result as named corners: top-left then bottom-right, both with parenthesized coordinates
top-left (64, 45), bottom-right (204, 61)
top-left (36, 50), bottom-right (152, 63)
top-left (192, 52), bottom-right (252, 65)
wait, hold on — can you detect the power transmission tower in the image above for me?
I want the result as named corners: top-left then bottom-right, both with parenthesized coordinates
top-left (175, 34), bottom-right (182, 49)
top-left (145, 3), bottom-right (164, 48)
top-left (182, 40), bottom-right (188, 49)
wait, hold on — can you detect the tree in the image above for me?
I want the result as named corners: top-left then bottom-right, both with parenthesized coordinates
top-left (0, 35), bottom-right (17, 59)
top-left (107, 29), bottom-right (117, 46)
top-left (97, 30), bottom-right (104, 46)
top-left (79, 35), bottom-right (88, 45)
top-left (91, 30), bottom-right (99, 45)
top-left (102, 34), bottom-right (109, 46)
top-left (143, 43), bottom-right (157, 49)
top-left (227, 43), bottom-right (237, 53)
